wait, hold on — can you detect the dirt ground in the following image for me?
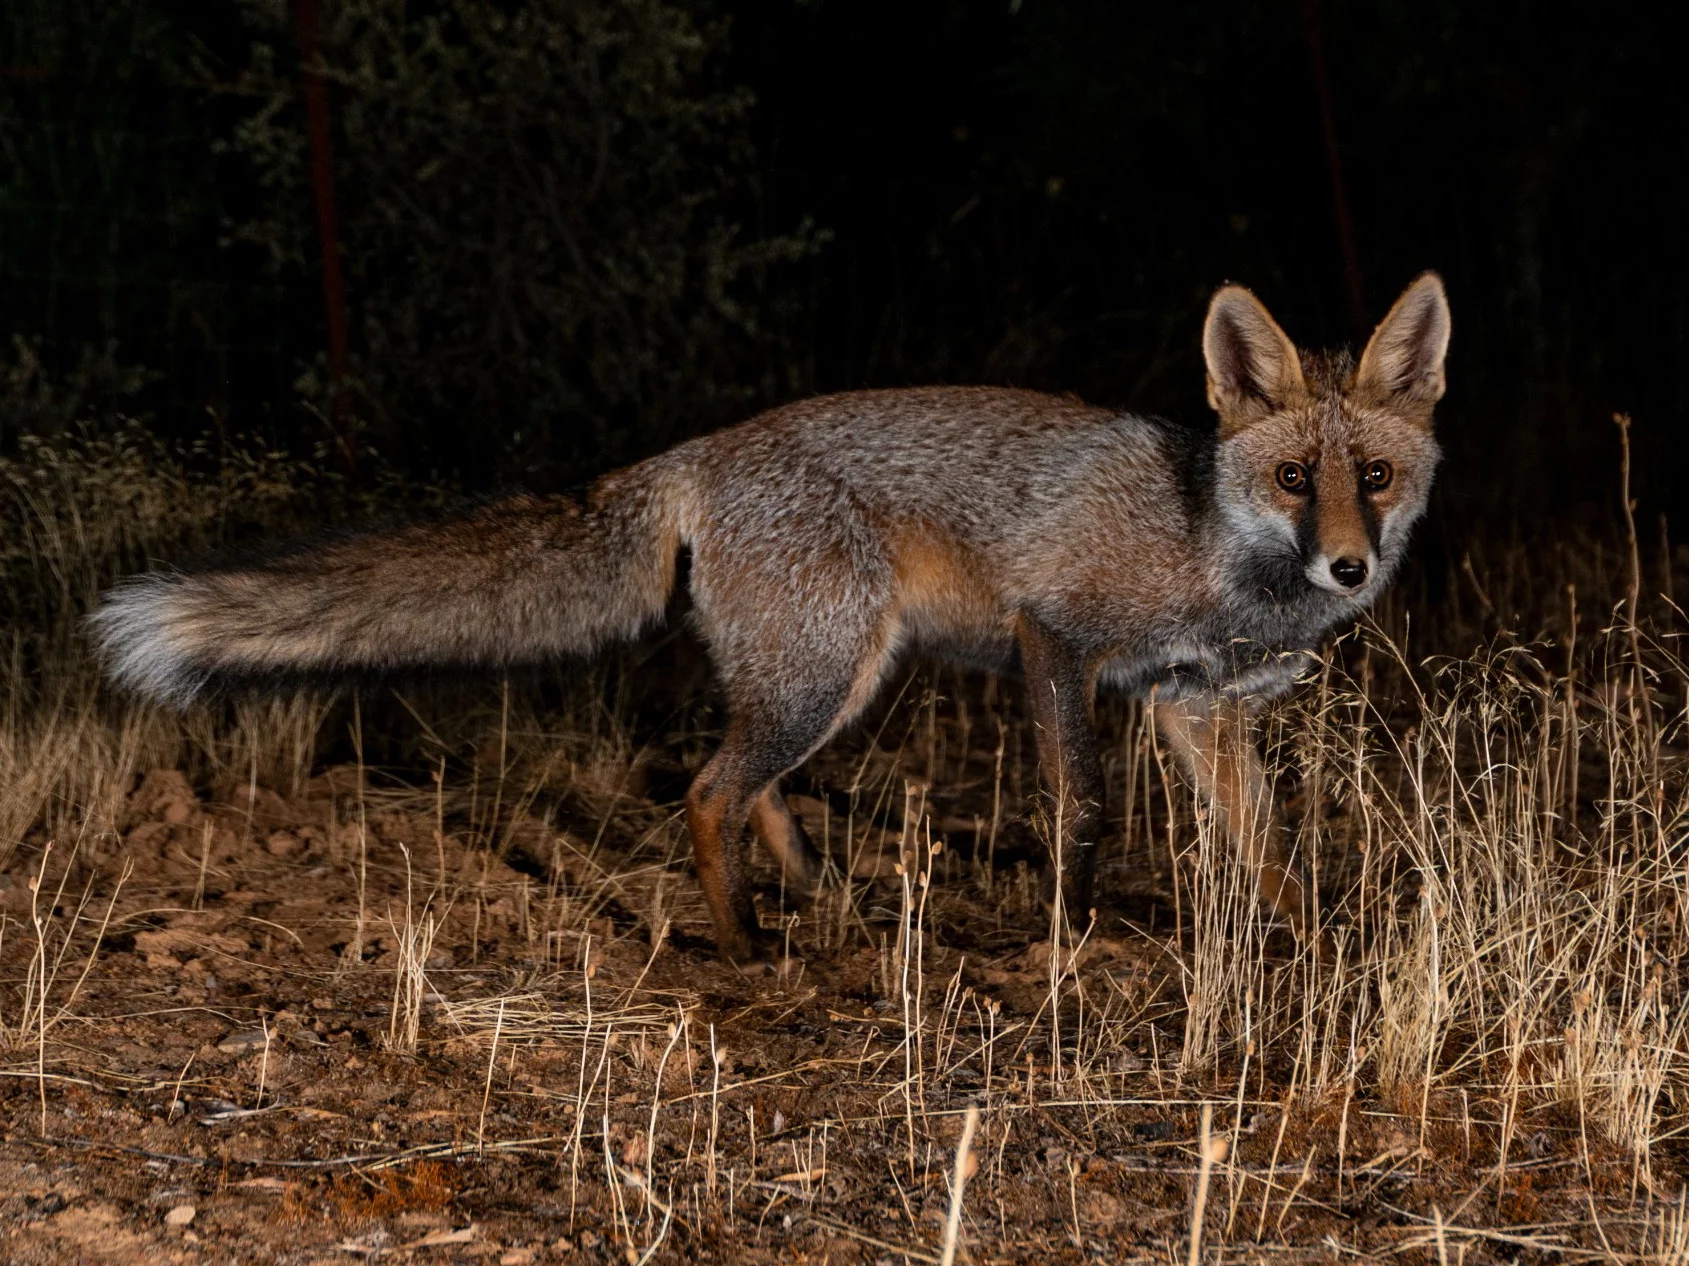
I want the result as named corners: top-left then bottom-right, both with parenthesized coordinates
top-left (0, 742), bottom-right (1680, 1266)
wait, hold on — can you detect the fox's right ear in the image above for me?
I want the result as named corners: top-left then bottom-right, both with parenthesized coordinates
top-left (1202, 285), bottom-right (1306, 433)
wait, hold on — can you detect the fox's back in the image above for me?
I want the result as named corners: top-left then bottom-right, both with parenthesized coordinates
top-left (675, 386), bottom-right (1193, 563)
top-left (655, 386), bottom-right (1210, 665)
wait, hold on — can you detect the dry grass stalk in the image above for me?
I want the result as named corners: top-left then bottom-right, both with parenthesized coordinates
top-left (386, 844), bottom-right (440, 1053)
top-left (939, 1103), bottom-right (981, 1266)
top-left (439, 990), bottom-right (672, 1049)
top-left (1187, 1102), bottom-right (1225, 1266)
top-left (476, 997), bottom-right (505, 1156)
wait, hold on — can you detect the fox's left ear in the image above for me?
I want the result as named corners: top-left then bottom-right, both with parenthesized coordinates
top-left (1355, 273), bottom-right (1451, 415)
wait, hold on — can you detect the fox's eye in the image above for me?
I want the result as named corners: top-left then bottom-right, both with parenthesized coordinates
top-left (1362, 460), bottom-right (1394, 491)
top-left (1275, 461), bottom-right (1309, 493)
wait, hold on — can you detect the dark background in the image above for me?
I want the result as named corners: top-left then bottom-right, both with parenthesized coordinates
top-left (3, 0), bottom-right (1683, 531)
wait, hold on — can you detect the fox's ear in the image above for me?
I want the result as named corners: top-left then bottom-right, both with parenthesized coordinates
top-left (1355, 272), bottom-right (1451, 412)
top-left (1203, 285), bottom-right (1306, 432)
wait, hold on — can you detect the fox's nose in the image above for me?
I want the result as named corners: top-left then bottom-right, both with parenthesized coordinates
top-left (1330, 557), bottom-right (1369, 590)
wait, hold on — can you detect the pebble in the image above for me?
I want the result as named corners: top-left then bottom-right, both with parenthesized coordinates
top-left (216, 1029), bottom-right (270, 1054)
top-left (165, 1204), bottom-right (196, 1227)
top-left (265, 830), bottom-right (304, 857)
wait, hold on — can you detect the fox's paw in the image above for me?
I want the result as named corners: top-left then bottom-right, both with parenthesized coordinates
top-left (1304, 916), bottom-right (1345, 965)
top-left (718, 925), bottom-right (803, 980)
top-left (1037, 871), bottom-right (1098, 942)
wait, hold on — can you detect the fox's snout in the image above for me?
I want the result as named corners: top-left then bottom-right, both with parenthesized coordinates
top-left (1306, 505), bottom-right (1378, 589)
top-left (1305, 547), bottom-right (1378, 596)
top-left (1328, 556), bottom-right (1368, 590)
top-left (1298, 460), bottom-right (1382, 596)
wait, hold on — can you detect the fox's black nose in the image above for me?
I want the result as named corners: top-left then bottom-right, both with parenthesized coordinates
top-left (1330, 557), bottom-right (1369, 589)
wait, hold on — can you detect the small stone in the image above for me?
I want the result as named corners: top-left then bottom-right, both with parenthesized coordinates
top-left (193, 1098), bottom-right (246, 1122)
top-left (499, 1251), bottom-right (537, 1265)
top-left (265, 830), bottom-right (303, 858)
top-left (216, 1029), bottom-right (269, 1054)
top-left (1083, 1190), bottom-right (1125, 1222)
top-left (165, 1204), bottom-right (196, 1227)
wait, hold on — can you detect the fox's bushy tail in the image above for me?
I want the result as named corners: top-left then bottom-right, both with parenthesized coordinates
top-left (91, 463), bottom-right (692, 705)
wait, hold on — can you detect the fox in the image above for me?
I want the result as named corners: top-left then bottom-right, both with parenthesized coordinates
top-left (92, 273), bottom-right (1450, 965)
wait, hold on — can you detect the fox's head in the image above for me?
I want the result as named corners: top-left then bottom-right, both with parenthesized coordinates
top-left (1202, 273), bottom-right (1450, 605)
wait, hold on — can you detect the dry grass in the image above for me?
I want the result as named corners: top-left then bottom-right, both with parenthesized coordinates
top-left (2, 428), bottom-right (1688, 1261)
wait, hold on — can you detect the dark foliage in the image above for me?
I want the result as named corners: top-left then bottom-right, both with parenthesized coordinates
top-left (732, 0), bottom-right (1686, 522)
top-left (230, 0), bottom-right (815, 483)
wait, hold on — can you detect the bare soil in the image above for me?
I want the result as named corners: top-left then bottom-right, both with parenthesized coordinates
top-left (0, 729), bottom-right (1677, 1266)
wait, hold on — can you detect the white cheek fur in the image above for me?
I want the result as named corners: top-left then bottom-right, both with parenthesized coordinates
top-left (1376, 490), bottom-right (1429, 559)
top-left (1220, 496), bottom-right (1298, 551)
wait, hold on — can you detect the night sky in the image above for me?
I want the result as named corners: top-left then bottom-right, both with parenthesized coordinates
top-left (3, 1), bottom-right (1683, 524)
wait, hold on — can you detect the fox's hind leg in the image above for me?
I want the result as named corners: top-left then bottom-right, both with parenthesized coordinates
top-left (684, 490), bottom-right (895, 964)
top-left (683, 784), bottom-right (820, 964)
top-left (686, 680), bottom-right (880, 965)
top-left (749, 788), bottom-right (824, 895)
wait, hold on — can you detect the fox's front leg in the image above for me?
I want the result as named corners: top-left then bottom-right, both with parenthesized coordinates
top-left (1154, 692), bottom-right (1318, 944)
top-left (1016, 613), bottom-right (1103, 929)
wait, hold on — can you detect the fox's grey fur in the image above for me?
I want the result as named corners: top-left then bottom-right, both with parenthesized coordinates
top-left (95, 274), bottom-right (1451, 964)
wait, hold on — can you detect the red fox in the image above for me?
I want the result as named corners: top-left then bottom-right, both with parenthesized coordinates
top-left (94, 274), bottom-right (1450, 964)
